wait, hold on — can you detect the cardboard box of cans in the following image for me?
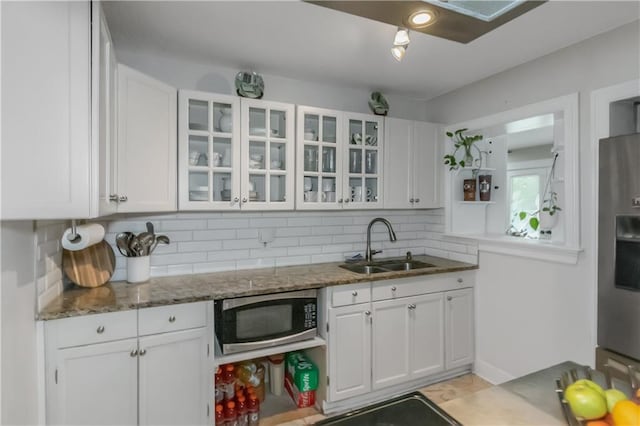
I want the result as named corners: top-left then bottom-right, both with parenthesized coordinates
top-left (284, 374), bottom-right (316, 408)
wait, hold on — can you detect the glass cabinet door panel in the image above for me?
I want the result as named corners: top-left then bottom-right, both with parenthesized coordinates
top-left (213, 173), bottom-right (232, 202)
top-left (189, 171), bottom-right (209, 201)
top-left (249, 174), bottom-right (265, 202)
top-left (188, 99), bottom-right (209, 131)
top-left (249, 107), bottom-right (267, 136)
top-left (248, 141), bottom-right (266, 170)
top-left (348, 177), bottom-right (365, 203)
top-left (213, 102), bottom-right (233, 133)
top-left (365, 178), bottom-right (378, 203)
top-left (320, 177), bottom-right (336, 203)
top-left (270, 109), bottom-right (287, 138)
top-left (270, 175), bottom-right (286, 202)
top-left (303, 176), bottom-right (319, 202)
top-left (270, 142), bottom-right (286, 171)
top-left (349, 120), bottom-right (363, 145)
top-left (365, 150), bottom-right (378, 174)
top-left (365, 121), bottom-right (379, 146)
top-left (322, 116), bottom-right (337, 143)
top-left (304, 114), bottom-right (319, 141)
top-left (304, 145), bottom-right (319, 172)
top-left (322, 146), bottom-right (337, 173)
top-left (189, 135), bottom-right (209, 167)
top-left (212, 137), bottom-right (231, 168)
top-left (349, 149), bottom-right (362, 174)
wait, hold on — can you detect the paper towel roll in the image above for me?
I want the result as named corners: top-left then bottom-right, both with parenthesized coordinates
top-left (61, 224), bottom-right (105, 251)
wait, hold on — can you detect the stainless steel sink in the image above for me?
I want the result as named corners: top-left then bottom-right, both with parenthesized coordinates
top-left (340, 259), bottom-right (436, 274)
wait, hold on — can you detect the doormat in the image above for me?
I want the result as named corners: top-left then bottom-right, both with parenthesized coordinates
top-left (315, 391), bottom-right (462, 425)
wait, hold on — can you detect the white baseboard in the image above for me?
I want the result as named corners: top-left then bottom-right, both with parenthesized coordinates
top-left (473, 359), bottom-right (515, 385)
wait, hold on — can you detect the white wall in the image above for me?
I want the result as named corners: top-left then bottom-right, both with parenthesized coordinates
top-left (1, 222), bottom-right (38, 425)
top-left (426, 21), bottom-right (640, 382)
top-left (115, 49), bottom-right (429, 121)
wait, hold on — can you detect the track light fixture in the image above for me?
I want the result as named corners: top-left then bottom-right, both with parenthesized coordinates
top-left (391, 27), bottom-right (410, 62)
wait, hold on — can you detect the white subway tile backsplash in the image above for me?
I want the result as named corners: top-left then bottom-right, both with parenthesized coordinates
top-left (74, 209), bottom-right (477, 280)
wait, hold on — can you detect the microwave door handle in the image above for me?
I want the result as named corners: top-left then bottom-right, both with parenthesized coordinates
top-left (222, 328), bottom-right (317, 354)
top-left (222, 289), bottom-right (317, 310)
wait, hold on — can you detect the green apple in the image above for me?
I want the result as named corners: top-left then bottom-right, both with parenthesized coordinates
top-left (605, 388), bottom-right (628, 412)
top-left (564, 381), bottom-right (608, 420)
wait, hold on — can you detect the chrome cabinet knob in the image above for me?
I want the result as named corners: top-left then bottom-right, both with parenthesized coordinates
top-left (139, 349), bottom-right (147, 356)
top-left (109, 194), bottom-right (119, 202)
top-left (168, 316), bottom-right (176, 323)
top-left (408, 304), bottom-right (416, 310)
top-left (391, 286), bottom-right (397, 291)
top-left (409, 198), bottom-right (415, 203)
top-left (119, 195), bottom-right (128, 203)
top-left (415, 198), bottom-right (420, 203)
top-left (242, 197), bottom-right (248, 203)
top-left (130, 349), bottom-right (138, 357)
top-left (364, 310), bottom-right (371, 316)
top-left (352, 291), bottom-right (358, 296)
top-left (447, 296), bottom-right (453, 301)
top-left (233, 197), bottom-right (239, 203)
top-left (96, 325), bottom-right (105, 334)
top-left (457, 278), bottom-right (463, 283)
top-left (344, 199), bottom-right (350, 203)
top-left (338, 198), bottom-right (343, 203)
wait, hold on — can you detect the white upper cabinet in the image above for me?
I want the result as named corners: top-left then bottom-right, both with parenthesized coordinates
top-left (178, 94), bottom-right (294, 211)
top-left (384, 118), bottom-right (442, 209)
top-left (178, 91), bottom-right (241, 210)
top-left (1, 1), bottom-right (92, 219)
top-left (241, 99), bottom-right (295, 210)
top-left (297, 109), bottom-right (383, 210)
top-left (116, 65), bottom-right (177, 213)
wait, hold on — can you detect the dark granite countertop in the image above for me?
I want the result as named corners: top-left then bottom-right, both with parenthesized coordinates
top-left (39, 255), bottom-right (477, 320)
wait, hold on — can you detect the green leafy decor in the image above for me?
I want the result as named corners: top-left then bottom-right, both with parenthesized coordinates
top-left (443, 128), bottom-right (483, 170)
top-left (516, 153), bottom-right (561, 233)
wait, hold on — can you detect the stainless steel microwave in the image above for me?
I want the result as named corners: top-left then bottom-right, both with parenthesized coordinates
top-left (214, 289), bottom-right (317, 355)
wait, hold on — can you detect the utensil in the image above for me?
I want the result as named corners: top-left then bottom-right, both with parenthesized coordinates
top-left (148, 235), bottom-right (170, 254)
top-left (62, 241), bottom-right (116, 287)
top-left (115, 232), bottom-right (133, 257)
top-left (137, 232), bottom-right (155, 256)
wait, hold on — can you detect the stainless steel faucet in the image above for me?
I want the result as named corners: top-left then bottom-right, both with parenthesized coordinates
top-left (366, 218), bottom-right (397, 262)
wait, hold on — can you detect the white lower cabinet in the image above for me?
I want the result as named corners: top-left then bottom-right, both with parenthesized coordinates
top-left (328, 303), bottom-right (372, 401)
top-left (45, 302), bottom-right (212, 425)
top-left (53, 338), bottom-right (138, 425)
top-left (326, 273), bottom-right (474, 404)
top-left (445, 288), bottom-right (474, 370)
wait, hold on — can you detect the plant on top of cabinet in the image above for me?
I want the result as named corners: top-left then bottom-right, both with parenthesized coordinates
top-left (443, 128), bottom-right (484, 171)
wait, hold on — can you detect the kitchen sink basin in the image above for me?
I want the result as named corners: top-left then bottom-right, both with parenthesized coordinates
top-left (340, 259), bottom-right (436, 275)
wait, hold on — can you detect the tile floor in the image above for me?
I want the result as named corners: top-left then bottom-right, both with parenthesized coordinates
top-left (260, 374), bottom-right (492, 425)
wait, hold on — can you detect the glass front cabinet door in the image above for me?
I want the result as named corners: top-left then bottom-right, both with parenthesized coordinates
top-left (240, 99), bottom-right (295, 210)
top-left (343, 113), bottom-right (383, 209)
top-left (296, 106), bottom-right (343, 209)
top-left (178, 90), bottom-right (241, 210)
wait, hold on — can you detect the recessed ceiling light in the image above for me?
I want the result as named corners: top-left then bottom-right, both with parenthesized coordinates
top-left (408, 10), bottom-right (436, 28)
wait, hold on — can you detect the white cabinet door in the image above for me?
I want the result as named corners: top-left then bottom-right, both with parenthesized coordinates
top-left (240, 99), bottom-right (295, 210)
top-left (178, 90), bottom-right (241, 210)
top-left (1, 1), bottom-right (92, 219)
top-left (383, 118), bottom-right (413, 209)
top-left (413, 121), bottom-right (442, 208)
top-left (445, 288), bottom-right (474, 370)
top-left (343, 113), bottom-right (384, 209)
top-left (117, 64), bottom-right (177, 213)
top-left (93, 3), bottom-right (118, 217)
top-left (371, 298), bottom-right (410, 390)
top-left (410, 293), bottom-right (445, 379)
top-left (51, 339), bottom-right (138, 425)
top-left (138, 328), bottom-right (209, 426)
top-left (328, 304), bottom-right (371, 401)
top-left (296, 106), bottom-right (343, 210)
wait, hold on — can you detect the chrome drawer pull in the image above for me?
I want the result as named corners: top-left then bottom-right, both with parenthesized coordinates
top-left (352, 291), bottom-right (358, 296)
top-left (169, 316), bottom-right (176, 323)
top-left (391, 286), bottom-right (397, 291)
top-left (130, 349), bottom-right (138, 357)
top-left (96, 325), bottom-right (105, 334)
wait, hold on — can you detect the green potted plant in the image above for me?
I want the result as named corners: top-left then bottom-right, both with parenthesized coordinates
top-left (443, 128), bottom-right (483, 170)
top-left (514, 153), bottom-right (561, 234)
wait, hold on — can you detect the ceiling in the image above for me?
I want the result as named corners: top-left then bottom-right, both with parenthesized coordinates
top-left (102, 1), bottom-right (639, 101)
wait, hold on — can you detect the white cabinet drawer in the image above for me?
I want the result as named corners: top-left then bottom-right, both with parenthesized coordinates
top-left (331, 283), bottom-right (371, 307)
top-left (372, 271), bottom-right (475, 301)
top-left (54, 310), bottom-right (137, 348)
top-left (138, 302), bottom-right (207, 336)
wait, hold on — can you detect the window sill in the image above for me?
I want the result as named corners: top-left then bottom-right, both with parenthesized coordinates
top-left (443, 233), bottom-right (583, 265)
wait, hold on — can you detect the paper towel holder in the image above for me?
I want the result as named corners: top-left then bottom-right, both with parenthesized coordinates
top-left (67, 219), bottom-right (81, 243)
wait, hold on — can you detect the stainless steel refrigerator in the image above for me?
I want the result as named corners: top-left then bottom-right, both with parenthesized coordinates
top-left (598, 133), bottom-right (640, 361)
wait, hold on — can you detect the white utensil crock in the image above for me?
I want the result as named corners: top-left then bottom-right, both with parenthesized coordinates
top-left (127, 256), bottom-right (150, 283)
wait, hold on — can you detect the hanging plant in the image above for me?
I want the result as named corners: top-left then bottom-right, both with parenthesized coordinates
top-left (515, 153), bottom-right (562, 233)
top-left (443, 128), bottom-right (483, 170)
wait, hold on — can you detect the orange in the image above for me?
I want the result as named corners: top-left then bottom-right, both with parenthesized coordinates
top-left (587, 414), bottom-right (615, 426)
top-left (611, 400), bottom-right (640, 426)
